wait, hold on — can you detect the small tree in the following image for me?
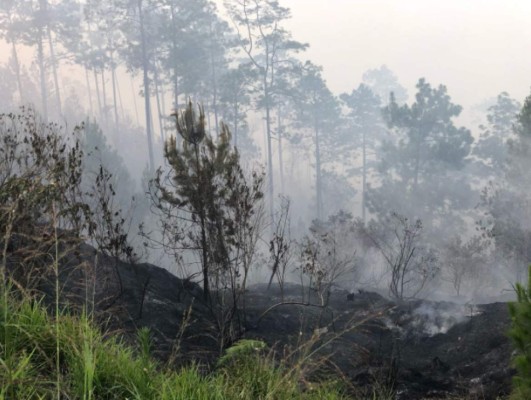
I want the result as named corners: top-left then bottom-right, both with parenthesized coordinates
top-left (267, 197), bottom-right (292, 300)
top-left (441, 235), bottom-right (488, 297)
top-left (365, 213), bottom-right (438, 300)
top-left (149, 101), bottom-right (265, 343)
top-left (299, 211), bottom-right (359, 307)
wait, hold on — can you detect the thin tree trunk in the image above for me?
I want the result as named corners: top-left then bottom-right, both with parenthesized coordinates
top-left (84, 66), bottom-right (94, 117)
top-left (130, 76), bottom-right (140, 125)
top-left (11, 41), bottom-right (23, 103)
top-left (362, 129), bottom-right (367, 225)
top-left (264, 80), bottom-right (274, 223)
top-left (158, 79), bottom-right (168, 144)
top-left (170, 1), bottom-right (179, 110)
top-left (36, 30), bottom-right (48, 120)
top-left (277, 107), bottom-right (284, 193)
top-left (193, 143), bottom-right (210, 301)
top-left (315, 119), bottom-right (322, 220)
top-left (233, 101), bottom-right (238, 147)
top-left (110, 52), bottom-right (120, 130)
top-left (93, 69), bottom-right (103, 120)
top-left (209, 23), bottom-right (219, 136)
top-left (413, 123), bottom-right (422, 188)
top-left (153, 67), bottom-right (165, 143)
top-left (138, 0), bottom-right (155, 171)
top-left (101, 67), bottom-right (108, 125)
top-left (115, 67), bottom-right (126, 120)
top-left (46, 24), bottom-right (62, 116)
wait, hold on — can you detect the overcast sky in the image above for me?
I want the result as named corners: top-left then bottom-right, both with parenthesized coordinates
top-left (281, 0), bottom-right (531, 116)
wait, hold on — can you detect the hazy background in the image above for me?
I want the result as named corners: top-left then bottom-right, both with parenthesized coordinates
top-left (2, 0), bottom-right (531, 301)
top-left (281, 0), bottom-right (531, 123)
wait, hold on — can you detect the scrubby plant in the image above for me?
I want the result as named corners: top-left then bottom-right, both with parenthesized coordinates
top-left (508, 265), bottom-right (531, 399)
top-left (146, 101), bottom-right (266, 348)
top-left (0, 289), bottom-right (348, 400)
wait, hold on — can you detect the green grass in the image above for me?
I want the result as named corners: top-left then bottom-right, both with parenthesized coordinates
top-left (0, 290), bottom-right (349, 400)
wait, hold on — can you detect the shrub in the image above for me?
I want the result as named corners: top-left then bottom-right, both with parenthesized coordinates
top-left (508, 265), bottom-right (531, 399)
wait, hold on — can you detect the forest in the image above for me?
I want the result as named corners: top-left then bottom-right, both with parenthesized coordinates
top-left (1, 0), bottom-right (531, 399)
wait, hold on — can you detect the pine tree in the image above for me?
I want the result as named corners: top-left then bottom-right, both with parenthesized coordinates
top-left (151, 101), bottom-right (264, 305)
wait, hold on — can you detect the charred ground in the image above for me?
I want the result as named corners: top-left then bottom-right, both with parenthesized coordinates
top-left (31, 244), bottom-right (514, 400)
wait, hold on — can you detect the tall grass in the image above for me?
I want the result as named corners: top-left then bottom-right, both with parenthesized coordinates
top-left (0, 289), bottom-right (349, 400)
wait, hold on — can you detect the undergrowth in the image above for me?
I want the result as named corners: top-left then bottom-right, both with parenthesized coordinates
top-left (0, 289), bottom-right (348, 400)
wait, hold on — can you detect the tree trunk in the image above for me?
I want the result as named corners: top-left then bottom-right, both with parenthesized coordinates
top-left (93, 69), bottom-right (103, 121)
top-left (170, 1), bottom-right (179, 110)
top-left (413, 124), bottom-right (422, 189)
top-left (101, 67), bottom-right (109, 126)
top-left (11, 41), bottom-right (23, 103)
top-left (110, 52), bottom-right (120, 130)
top-left (153, 66), bottom-right (165, 143)
top-left (264, 79), bottom-right (274, 223)
top-left (84, 66), bottom-right (94, 117)
top-left (277, 107), bottom-right (285, 193)
top-left (193, 143), bottom-right (210, 301)
top-left (138, 0), bottom-right (155, 171)
top-left (315, 121), bottom-right (323, 220)
top-left (115, 67), bottom-right (126, 120)
top-left (130, 76), bottom-right (140, 126)
top-left (233, 100), bottom-right (238, 147)
top-left (209, 23), bottom-right (219, 136)
top-left (36, 29), bottom-right (48, 121)
top-left (46, 23), bottom-right (62, 116)
top-left (362, 128), bottom-right (367, 225)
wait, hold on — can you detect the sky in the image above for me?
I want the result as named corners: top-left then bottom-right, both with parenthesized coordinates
top-left (280, 0), bottom-right (531, 117)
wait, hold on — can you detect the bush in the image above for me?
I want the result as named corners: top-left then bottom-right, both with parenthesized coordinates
top-left (508, 265), bottom-right (531, 399)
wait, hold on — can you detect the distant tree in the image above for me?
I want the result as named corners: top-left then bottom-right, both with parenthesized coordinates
top-left (81, 0), bottom-right (127, 131)
top-left (291, 61), bottom-right (342, 219)
top-left (364, 213), bottom-right (438, 300)
top-left (0, 63), bottom-right (17, 111)
top-left (13, 0), bottom-right (81, 119)
top-left (0, 0), bottom-right (26, 103)
top-left (225, 0), bottom-right (308, 221)
top-left (473, 92), bottom-right (521, 180)
top-left (320, 169), bottom-right (357, 218)
top-left (478, 90), bottom-right (531, 282)
top-left (218, 64), bottom-right (258, 156)
top-left (369, 79), bottom-right (474, 236)
top-left (362, 65), bottom-right (408, 105)
top-left (341, 84), bottom-right (384, 224)
top-left (81, 120), bottom-right (136, 210)
top-left (299, 211), bottom-right (359, 306)
top-left (440, 235), bottom-right (488, 297)
top-left (120, 0), bottom-right (163, 171)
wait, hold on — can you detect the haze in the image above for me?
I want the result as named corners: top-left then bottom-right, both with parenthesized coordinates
top-left (2, 0), bottom-right (531, 302)
top-left (283, 0), bottom-right (531, 117)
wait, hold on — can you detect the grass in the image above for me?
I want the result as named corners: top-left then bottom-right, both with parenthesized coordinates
top-left (0, 288), bottom-right (350, 400)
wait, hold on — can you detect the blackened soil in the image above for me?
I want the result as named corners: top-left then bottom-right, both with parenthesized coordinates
top-left (26, 245), bottom-right (514, 399)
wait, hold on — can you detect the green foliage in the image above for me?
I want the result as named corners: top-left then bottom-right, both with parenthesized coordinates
top-left (217, 339), bottom-right (267, 367)
top-left (0, 108), bottom-right (135, 300)
top-left (509, 266), bottom-right (531, 399)
top-left (148, 101), bottom-right (265, 346)
top-left (0, 290), bottom-right (347, 399)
